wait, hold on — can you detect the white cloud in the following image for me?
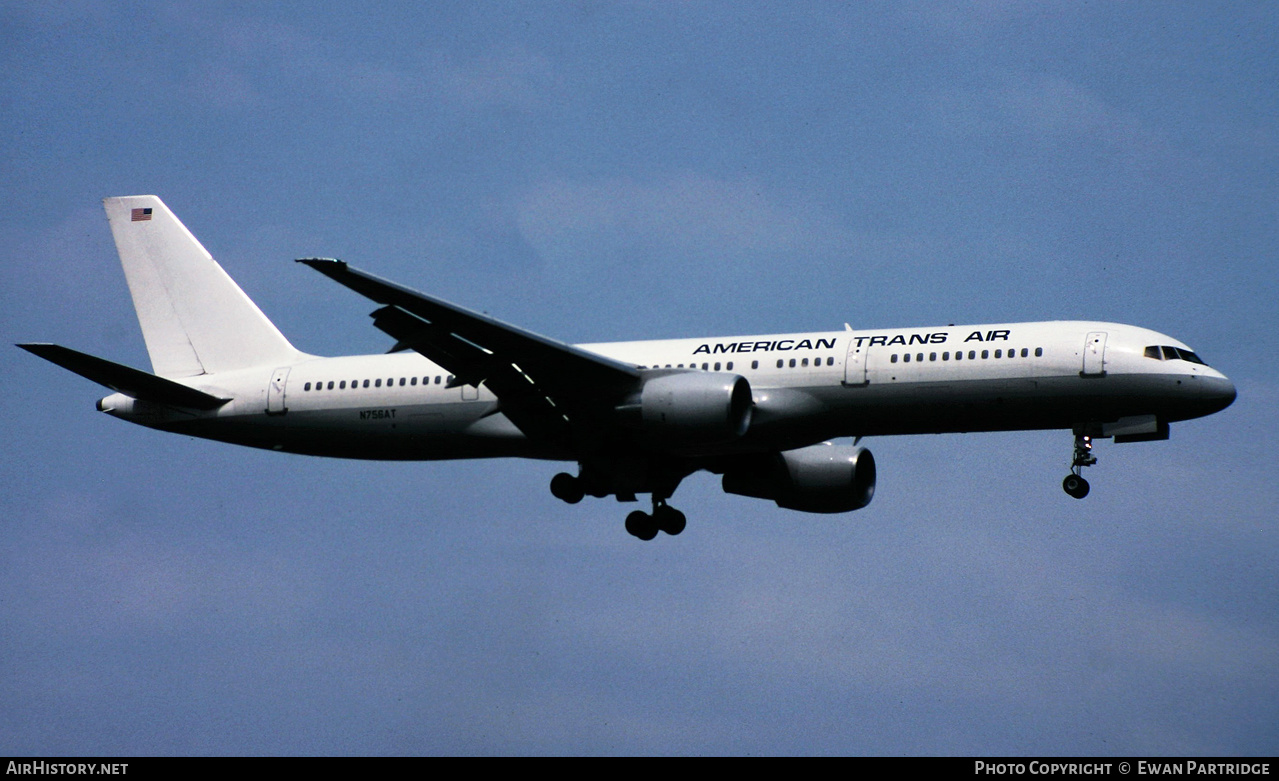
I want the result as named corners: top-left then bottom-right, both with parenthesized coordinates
top-left (425, 48), bottom-right (560, 111)
top-left (898, 1), bottom-right (1077, 42)
top-left (6, 490), bottom-right (322, 634)
top-left (513, 173), bottom-right (861, 330)
top-left (930, 73), bottom-right (1164, 152)
top-left (166, 12), bottom-right (561, 114)
top-left (519, 174), bottom-right (849, 260)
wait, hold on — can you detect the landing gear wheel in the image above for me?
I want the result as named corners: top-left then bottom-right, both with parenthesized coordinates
top-left (625, 510), bottom-right (658, 541)
top-left (1062, 474), bottom-right (1090, 499)
top-left (549, 472), bottom-right (584, 504)
top-left (653, 505), bottom-right (687, 536)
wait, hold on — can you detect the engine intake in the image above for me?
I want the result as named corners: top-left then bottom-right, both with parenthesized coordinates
top-left (635, 371), bottom-right (753, 446)
top-left (722, 442), bottom-right (876, 513)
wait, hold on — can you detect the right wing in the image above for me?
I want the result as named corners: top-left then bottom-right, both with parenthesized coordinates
top-left (297, 259), bottom-right (642, 448)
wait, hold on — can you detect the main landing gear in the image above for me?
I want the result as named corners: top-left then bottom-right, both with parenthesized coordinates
top-left (549, 471), bottom-right (585, 504)
top-left (1063, 434), bottom-right (1096, 499)
top-left (550, 471), bottom-right (687, 541)
top-left (624, 501), bottom-right (686, 541)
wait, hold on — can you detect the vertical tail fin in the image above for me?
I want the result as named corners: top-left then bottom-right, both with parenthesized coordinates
top-left (104, 195), bottom-right (305, 378)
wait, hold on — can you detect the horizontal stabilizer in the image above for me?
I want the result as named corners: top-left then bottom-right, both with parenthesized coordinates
top-left (17, 343), bottom-right (230, 410)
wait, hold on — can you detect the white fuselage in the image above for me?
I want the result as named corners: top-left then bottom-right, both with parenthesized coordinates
top-left (97, 319), bottom-right (1236, 462)
top-left (27, 196), bottom-right (1236, 527)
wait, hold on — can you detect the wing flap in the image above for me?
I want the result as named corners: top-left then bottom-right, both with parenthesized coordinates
top-left (370, 305), bottom-right (492, 388)
top-left (370, 304), bottom-right (575, 444)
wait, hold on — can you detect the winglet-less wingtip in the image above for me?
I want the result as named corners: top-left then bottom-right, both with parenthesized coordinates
top-left (296, 257), bottom-right (346, 269)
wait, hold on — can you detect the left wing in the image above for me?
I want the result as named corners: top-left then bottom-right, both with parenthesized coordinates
top-left (297, 258), bottom-right (641, 447)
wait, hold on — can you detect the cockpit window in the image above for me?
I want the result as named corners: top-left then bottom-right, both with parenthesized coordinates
top-left (1145, 345), bottom-right (1207, 365)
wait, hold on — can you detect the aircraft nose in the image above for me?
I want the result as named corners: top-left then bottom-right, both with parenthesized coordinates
top-left (1199, 374), bottom-right (1237, 414)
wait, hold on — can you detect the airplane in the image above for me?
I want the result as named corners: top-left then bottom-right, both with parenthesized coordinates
top-left (19, 196), bottom-right (1237, 540)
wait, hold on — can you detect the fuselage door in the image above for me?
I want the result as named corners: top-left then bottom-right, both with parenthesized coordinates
top-left (843, 336), bottom-right (869, 387)
top-left (266, 367), bottom-right (291, 414)
top-left (1082, 332), bottom-right (1108, 377)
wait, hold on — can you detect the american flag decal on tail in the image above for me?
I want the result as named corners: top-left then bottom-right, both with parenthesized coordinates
top-left (131, 207), bottom-right (152, 221)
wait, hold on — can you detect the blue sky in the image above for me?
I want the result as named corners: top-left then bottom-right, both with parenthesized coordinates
top-left (2, 2), bottom-right (1276, 755)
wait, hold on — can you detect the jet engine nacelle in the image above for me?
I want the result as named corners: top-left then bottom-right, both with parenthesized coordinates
top-left (637, 371), bottom-right (753, 446)
top-left (722, 442), bottom-right (876, 513)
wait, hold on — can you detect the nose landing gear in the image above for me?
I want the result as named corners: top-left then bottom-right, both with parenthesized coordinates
top-left (1063, 434), bottom-right (1096, 499)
